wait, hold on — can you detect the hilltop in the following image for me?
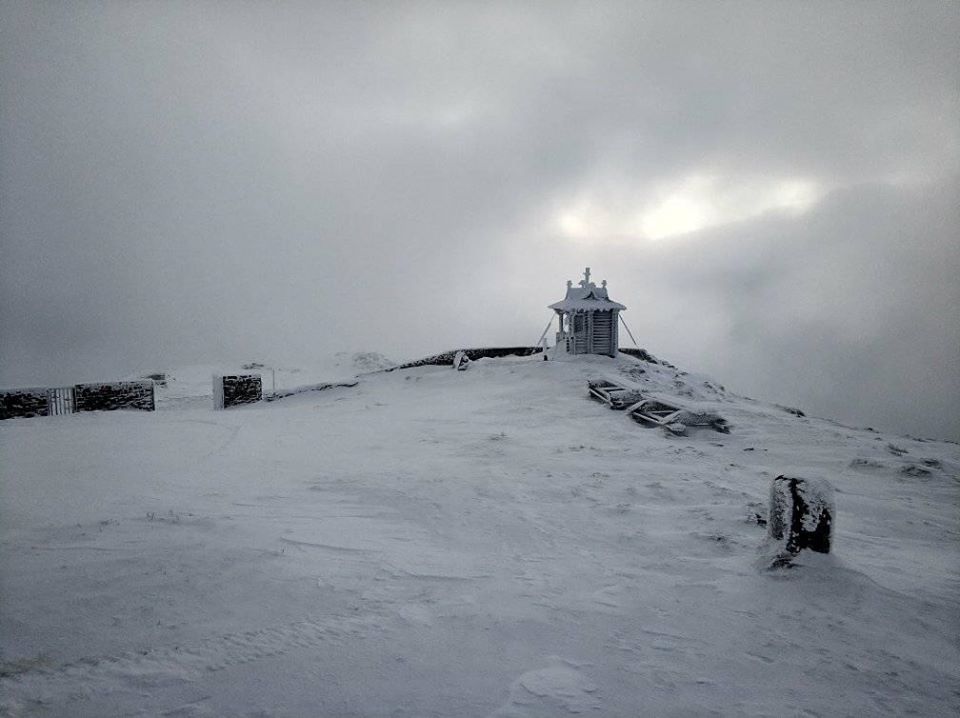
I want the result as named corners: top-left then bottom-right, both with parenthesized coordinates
top-left (1, 353), bottom-right (957, 716)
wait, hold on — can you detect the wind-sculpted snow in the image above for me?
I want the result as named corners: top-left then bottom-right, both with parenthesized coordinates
top-left (1, 354), bottom-right (958, 716)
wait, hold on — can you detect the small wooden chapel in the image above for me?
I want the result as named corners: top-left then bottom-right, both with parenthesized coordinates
top-left (549, 268), bottom-right (626, 357)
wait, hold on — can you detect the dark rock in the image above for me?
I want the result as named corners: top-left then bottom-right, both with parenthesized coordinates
top-left (768, 476), bottom-right (834, 560)
top-left (776, 405), bottom-right (806, 417)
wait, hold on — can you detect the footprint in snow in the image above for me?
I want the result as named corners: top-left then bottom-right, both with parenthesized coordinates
top-left (489, 658), bottom-right (599, 716)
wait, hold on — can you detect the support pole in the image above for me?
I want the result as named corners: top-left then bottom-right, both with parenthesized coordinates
top-left (535, 315), bottom-right (554, 348)
top-left (619, 314), bottom-right (640, 348)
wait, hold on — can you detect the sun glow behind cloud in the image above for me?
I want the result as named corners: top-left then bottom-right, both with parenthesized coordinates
top-left (556, 174), bottom-right (824, 243)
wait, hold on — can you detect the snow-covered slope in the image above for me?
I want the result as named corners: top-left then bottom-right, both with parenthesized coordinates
top-left (1, 354), bottom-right (957, 717)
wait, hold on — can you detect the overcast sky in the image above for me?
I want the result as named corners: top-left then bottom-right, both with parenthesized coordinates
top-left (2, 1), bottom-right (958, 440)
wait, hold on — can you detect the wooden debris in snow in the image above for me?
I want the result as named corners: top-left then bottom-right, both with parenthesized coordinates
top-left (626, 397), bottom-right (729, 435)
top-left (586, 379), bottom-right (644, 409)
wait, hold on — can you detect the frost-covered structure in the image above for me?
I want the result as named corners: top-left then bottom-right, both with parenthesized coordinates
top-left (1, 381), bottom-right (155, 419)
top-left (549, 268), bottom-right (626, 357)
top-left (213, 374), bottom-right (262, 409)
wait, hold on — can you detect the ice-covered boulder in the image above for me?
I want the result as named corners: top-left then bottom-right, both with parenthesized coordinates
top-left (767, 475), bottom-right (835, 563)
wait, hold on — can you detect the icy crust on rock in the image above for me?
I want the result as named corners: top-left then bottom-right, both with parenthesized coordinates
top-left (795, 476), bottom-right (836, 533)
top-left (768, 478), bottom-right (792, 544)
top-left (765, 475), bottom-right (835, 563)
top-left (768, 476), bottom-right (836, 535)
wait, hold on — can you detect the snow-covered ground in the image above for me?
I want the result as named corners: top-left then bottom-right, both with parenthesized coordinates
top-left (140, 352), bottom-right (397, 409)
top-left (1, 353), bottom-right (958, 717)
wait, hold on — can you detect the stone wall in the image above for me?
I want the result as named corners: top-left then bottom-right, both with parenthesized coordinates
top-left (389, 346), bottom-right (543, 371)
top-left (216, 375), bottom-right (262, 409)
top-left (74, 381), bottom-right (155, 413)
top-left (0, 388), bottom-right (50, 420)
top-left (264, 379), bottom-right (358, 402)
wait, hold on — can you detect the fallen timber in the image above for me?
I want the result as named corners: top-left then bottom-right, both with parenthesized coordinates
top-left (585, 380), bottom-right (730, 435)
top-left (627, 397), bottom-right (730, 435)
top-left (587, 378), bottom-right (645, 409)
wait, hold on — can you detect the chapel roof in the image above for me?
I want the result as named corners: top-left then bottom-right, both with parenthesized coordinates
top-left (548, 267), bottom-right (626, 312)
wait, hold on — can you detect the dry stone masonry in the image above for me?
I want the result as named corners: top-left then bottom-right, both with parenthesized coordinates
top-left (74, 381), bottom-right (155, 413)
top-left (214, 374), bottom-right (263, 409)
top-left (0, 387), bottom-right (51, 420)
top-left (1, 381), bottom-right (155, 420)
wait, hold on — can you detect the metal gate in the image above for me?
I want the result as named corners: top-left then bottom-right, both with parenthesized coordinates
top-left (47, 387), bottom-right (75, 416)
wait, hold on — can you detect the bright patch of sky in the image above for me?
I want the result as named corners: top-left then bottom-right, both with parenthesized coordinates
top-left (557, 175), bottom-right (824, 243)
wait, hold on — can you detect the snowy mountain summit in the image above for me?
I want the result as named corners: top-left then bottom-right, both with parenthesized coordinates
top-left (1, 352), bottom-right (958, 716)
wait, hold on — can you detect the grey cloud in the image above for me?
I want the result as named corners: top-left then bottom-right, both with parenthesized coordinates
top-left (544, 178), bottom-right (960, 440)
top-left (1, 1), bottom-right (958, 438)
